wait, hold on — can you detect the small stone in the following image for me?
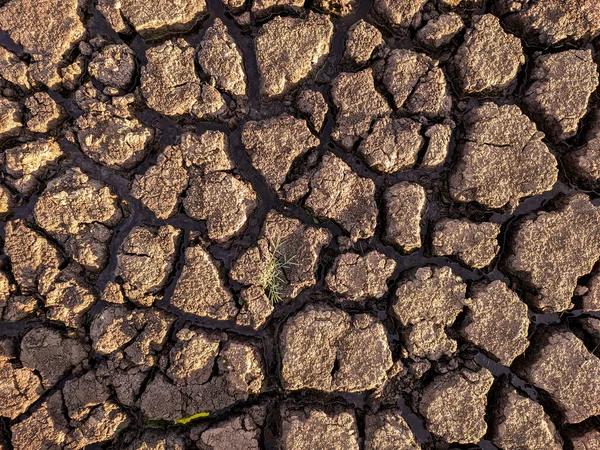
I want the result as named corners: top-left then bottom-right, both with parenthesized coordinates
top-left (242, 114), bottom-right (319, 191)
top-left (98, 0), bottom-right (207, 39)
top-left (331, 68), bottom-right (391, 150)
top-left (20, 327), bottom-right (87, 390)
top-left (305, 152), bottom-right (377, 240)
top-left (372, 0), bottom-right (427, 30)
top-left (184, 172), bottom-right (257, 242)
top-left (24, 92), bottom-right (64, 133)
top-left (505, 194), bottom-right (600, 312)
top-left (421, 123), bottom-right (451, 169)
top-left (431, 218), bottom-right (500, 269)
top-left (392, 266), bottom-right (466, 359)
top-left (342, 20), bottom-right (384, 67)
top-left (461, 281), bottom-right (529, 365)
top-left (419, 367), bottom-right (494, 444)
top-left (325, 250), bottom-right (396, 302)
top-left (523, 49), bottom-right (598, 142)
top-left (448, 102), bottom-right (557, 209)
top-left (0, 96), bottom-right (22, 141)
top-left (255, 13), bottom-right (334, 98)
top-left (280, 406), bottom-right (360, 450)
top-left (364, 411), bottom-right (420, 450)
top-left (492, 384), bottom-right (563, 450)
top-left (296, 89), bottom-right (328, 132)
top-left (89, 44), bottom-right (137, 93)
top-left (416, 13), bottom-right (464, 49)
top-left (198, 19), bottom-right (247, 98)
top-left (116, 225), bottom-right (182, 306)
top-left (383, 182), bottom-right (426, 252)
top-left (452, 14), bottom-right (524, 96)
top-left (518, 329), bottom-right (600, 423)
top-left (170, 244), bottom-right (238, 321)
top-left (230, 211), bottom-right (332, 301)
top-left (357, 117), bottom-right (423, 173)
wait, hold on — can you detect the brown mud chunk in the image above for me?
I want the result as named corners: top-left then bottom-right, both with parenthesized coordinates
top-left (194, 409), bottom-right (264, 450)
top-left (116, 225), bottom-right (182, 306)
top-left (98, 0), bottom-right (207, 39)
top-left (0, 184), bottom-right (13, 219)
top-left (280, 405), bottom-right (360, 450)
top-left (492, 383), bottom-right (562, 450)
top-left (392, 266), bottom-right (466, 359)
top-left (431, 218), bottom-right (500, 269)
top-left (296, 89), bottom-right (328, 132)
top-left (495, 0), bottom-right (600, 46)
top-left (76, 84), bottom-right (154, 170)
top-left (251, 0), bottom-right (303, 20)
top-left (451, 14), bottom-right (524, 96)
top-left (184, 172), bottom-right (257, 242)
top-left (305, 152), bottom-right (377, 240)
top-left (331, 68), bottom-right (391, 149)
top-left (20, 327), bottom-right (87, 390)
top-left (0, 0), bottom-right (85, 88)
top-left (364, 411), bottom-right (420, 450)
top-left (242, 114), bottom-right (318, 191)
top-left (0, 96), bottom-right (22, 141)
top-left (170, 243), bottom-right (238, 320)
top-left (34, 168), bottom-right (123, 272)
top-left (255, 13), bottom-right (333, 98)
top-left (0, 46), bottom-right (30, 91)
top-left (505, 194), bottom-right (600, 312)
top-left (198, 19), bottom-right (247, 98)
top-left (4, 220), bottom-right (63, 294)
top-left (383, 49), bottom-right (452, 118)
top-left (581, 268), bottom-right (600, 312)
top-left (420, 123), bottom-right (452, 169)
top-left (449, 103), bottom-right (557, 209)
top-left (141, 39), bottom-right (206, 117)
top-left (0, 356), bottom-right (42, 419)
top-left (372, 0), bottom-right (427, 30)
top-left (66, 401), bottom-right (129, 449)
top-left (569, 428), bottom-right (600, 450)
top-left (125, 430), bottom-right (187, 450)
top-left (342, 20), bottom-right (384, 67)
top-left (131, 143), bottom-right (190, 219)
top-left (89, 44), bottom-right (137, 94)
top-left (231, 211), bottom-right (332, 301)
top-left (140, 328), bottom-right (264, 420)
top-left (314, 0), bottom-right (358, 17)
top-left (420, 367), bottom-right (494, 444)
top-left (280, 303), bottom-right (392, 392)
top-left (523, 49), bottom-right (598, 142)
top-left (383, 182), bottom-right (426, 252)
top-left (416, 13), bottom-right (464, 50)
top-left (236, 286), bottom-right (274, 330)
top-left (517, 329), bottom-right (600, 423)
top-left (10, 391), bottom-right (70, 450)
top-left (357, 117), bottom-right (423, 173)
top-left (2, 295), bottom-right (37, 322)
top-left (565, 111), bottom-right (600, 189)
top-left (461, 281), bottom-right (529, 365)
top-left (63, 371), bottom-right (110, 421)
top-left (24, 92), bottom-right (64, 133)
top-left (4, 138), bottom-right (63, 196)
top-left (325, 250), bottom-right (396, 302)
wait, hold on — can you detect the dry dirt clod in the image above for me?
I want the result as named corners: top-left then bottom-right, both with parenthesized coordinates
top-left (0, 356), bottom-right (43, 420)
top-left (342, 20), bottom-right (384, 68)
top-left (522, 49), bottom-right (598, 142)
top-left (251, 0), bottom-right (303, 21)
top-left (194, 410), bottom-right (264, 450)
top-left (0, 46), bottom-right (30, 91)
top-left (364, 411), bottom-right (420, 450)
top-left (0, 96), bottom-right (22, 141)
top-left (24, 92), bottom-right (65, 133)
top-left (383, 181), bottom-right (426, 253)
top-left (517, 329), bottom-right (600, 423)
top-left (416, 13), bottom-right (464, 50)
top-left (449, 102), bottom-right (557, 209)
top-left (421, 122), bottom-right (452, 169)
top-left (451, 14), bottom-right (524, 97)
top-left (305, 152), bottom-right (377, 241)
top-left (372, 0), bottom-right (427, 30)
top-left (89, 44), bottom-right (136, 95)
top-left (505, 194), bottom-right (600, 312)
top-left (280, 405), bottom-right (360, 450)
top-left (419, 367), bottom-right (494, 444)
top-left (255, 13), bottom-right (334, 99)
top-left (431, 218), bottom-right (500, 269)
top-left (296, 89), bottom-right (328, 133)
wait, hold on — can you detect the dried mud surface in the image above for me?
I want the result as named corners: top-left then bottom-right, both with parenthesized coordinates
top-left (0, 0), bottom-right (599, 449)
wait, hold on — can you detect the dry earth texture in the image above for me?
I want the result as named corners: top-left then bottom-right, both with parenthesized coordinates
top-left (0, 0), bottom-right (599, 448)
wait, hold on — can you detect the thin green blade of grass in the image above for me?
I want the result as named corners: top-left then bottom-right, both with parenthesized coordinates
top-left (259, 239), bottom-right (298, 305)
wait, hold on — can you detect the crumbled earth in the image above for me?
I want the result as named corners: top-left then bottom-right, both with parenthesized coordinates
top-left (1, 1), bottom-right (600, 448)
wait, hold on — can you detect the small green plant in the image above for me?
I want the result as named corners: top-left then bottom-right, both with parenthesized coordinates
top-left (173, 412), bottom-right (210, 425)
top-left (259, 239), bottom-right (297, 305)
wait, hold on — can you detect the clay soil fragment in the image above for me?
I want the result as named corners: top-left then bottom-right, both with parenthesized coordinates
top-left (383, 182), bottom-right (426, 252)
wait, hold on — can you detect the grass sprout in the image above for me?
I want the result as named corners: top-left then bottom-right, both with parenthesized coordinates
top-left (259, 239), bottom-right (297, 305)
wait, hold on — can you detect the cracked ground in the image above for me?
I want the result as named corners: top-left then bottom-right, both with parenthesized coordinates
top-left (0, 0), bottom-right (599, 448)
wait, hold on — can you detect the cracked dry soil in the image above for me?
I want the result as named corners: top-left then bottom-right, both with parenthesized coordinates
top-left (0, 0), bottom-right (599, 448)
